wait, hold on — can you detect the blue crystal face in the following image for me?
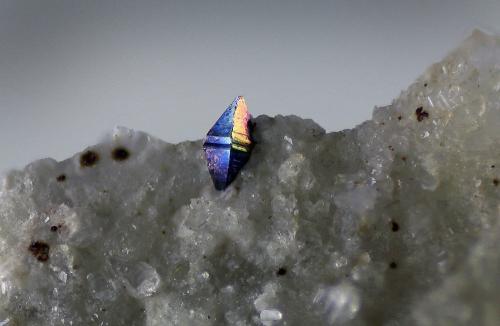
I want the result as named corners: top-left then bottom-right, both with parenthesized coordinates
top-left (203, 96), bottom-right (253, 190)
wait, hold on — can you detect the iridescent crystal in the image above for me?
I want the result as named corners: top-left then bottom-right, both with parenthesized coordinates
top-left (203, 96), bottom-right (253, 190)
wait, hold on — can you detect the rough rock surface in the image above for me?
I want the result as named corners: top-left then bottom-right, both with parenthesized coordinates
top-left (1, 30), bottom-right (500, 326)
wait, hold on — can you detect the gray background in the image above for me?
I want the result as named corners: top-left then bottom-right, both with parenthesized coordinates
top-left (1, 0), bottom-right (500, 174)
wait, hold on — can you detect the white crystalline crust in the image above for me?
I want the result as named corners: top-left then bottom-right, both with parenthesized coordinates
top-left (1, 30), bottom-right (500, 325)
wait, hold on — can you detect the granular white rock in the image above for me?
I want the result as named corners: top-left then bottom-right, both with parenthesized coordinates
top-left (0, 30), bottom-right (500, 325)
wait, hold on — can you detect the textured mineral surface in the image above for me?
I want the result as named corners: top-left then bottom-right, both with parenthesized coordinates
top-left (1, 30), bottom-right (500, 326)
top-left (203, 96), bottom-right (253, 191)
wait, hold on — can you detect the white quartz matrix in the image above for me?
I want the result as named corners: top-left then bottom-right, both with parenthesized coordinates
top-left (1, 30), bottom-right (500, 326)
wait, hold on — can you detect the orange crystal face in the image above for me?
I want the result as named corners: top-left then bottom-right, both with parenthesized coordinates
top-left (231, 97), bottom-right (252, 152)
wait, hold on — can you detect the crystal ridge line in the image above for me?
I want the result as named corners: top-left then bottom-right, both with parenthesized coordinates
top-left (203, 96), bottom-right (253, 190)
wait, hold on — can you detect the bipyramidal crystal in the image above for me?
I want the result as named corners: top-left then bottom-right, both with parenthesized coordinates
top-left (203, 96), bottom-right (253, 191)
top-left (1, 30), bottom-right (500, 325)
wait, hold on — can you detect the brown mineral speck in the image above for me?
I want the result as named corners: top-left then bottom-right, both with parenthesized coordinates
top-left (389, 261), bottom-right (398, 269)
top-left (397, 115), bottom-right (402, 121)
top-left (493, 178), bottom-right (499, 186)
top-left (390, 221), bottom-right (400, 232)
top-left (415, 107), bottom-right (429, 121)
top-left (276, 267), bottom-right (287, 276)
top-left (50, 225), bottom-right (58, 232)
top-left (28, 241), bottom-right (50, 262)
top-left (112, 147), bottom-right (130, 161)
top-left (80, 150), bottom-right (99, 167)
top-left (56, 174), bottom-right (66, 182)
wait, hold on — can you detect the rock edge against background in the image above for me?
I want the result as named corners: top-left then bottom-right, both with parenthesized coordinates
top-left (0, 30), bottom-right (500, 325)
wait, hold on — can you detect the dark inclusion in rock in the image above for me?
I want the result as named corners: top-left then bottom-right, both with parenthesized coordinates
top-left (28, 241), bottom-right (50, 262)
top-left (203, 96), bottom-right (253, 190)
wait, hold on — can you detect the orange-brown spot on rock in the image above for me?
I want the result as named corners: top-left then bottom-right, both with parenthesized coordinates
top-left (276, 267), bottom-right (287, 276)
top-left (112, 147), bottom-right (130, 161)
top-left (80, 150), bottom-right (99, 167)
top-left (415, 107), bottom-right (429, 122)
top-left (28, 241), bottom-right (50, 262)
top-left (401, 156), bottom-right (407, 162)
top-left (390, 220), bottom-right (400, 232)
